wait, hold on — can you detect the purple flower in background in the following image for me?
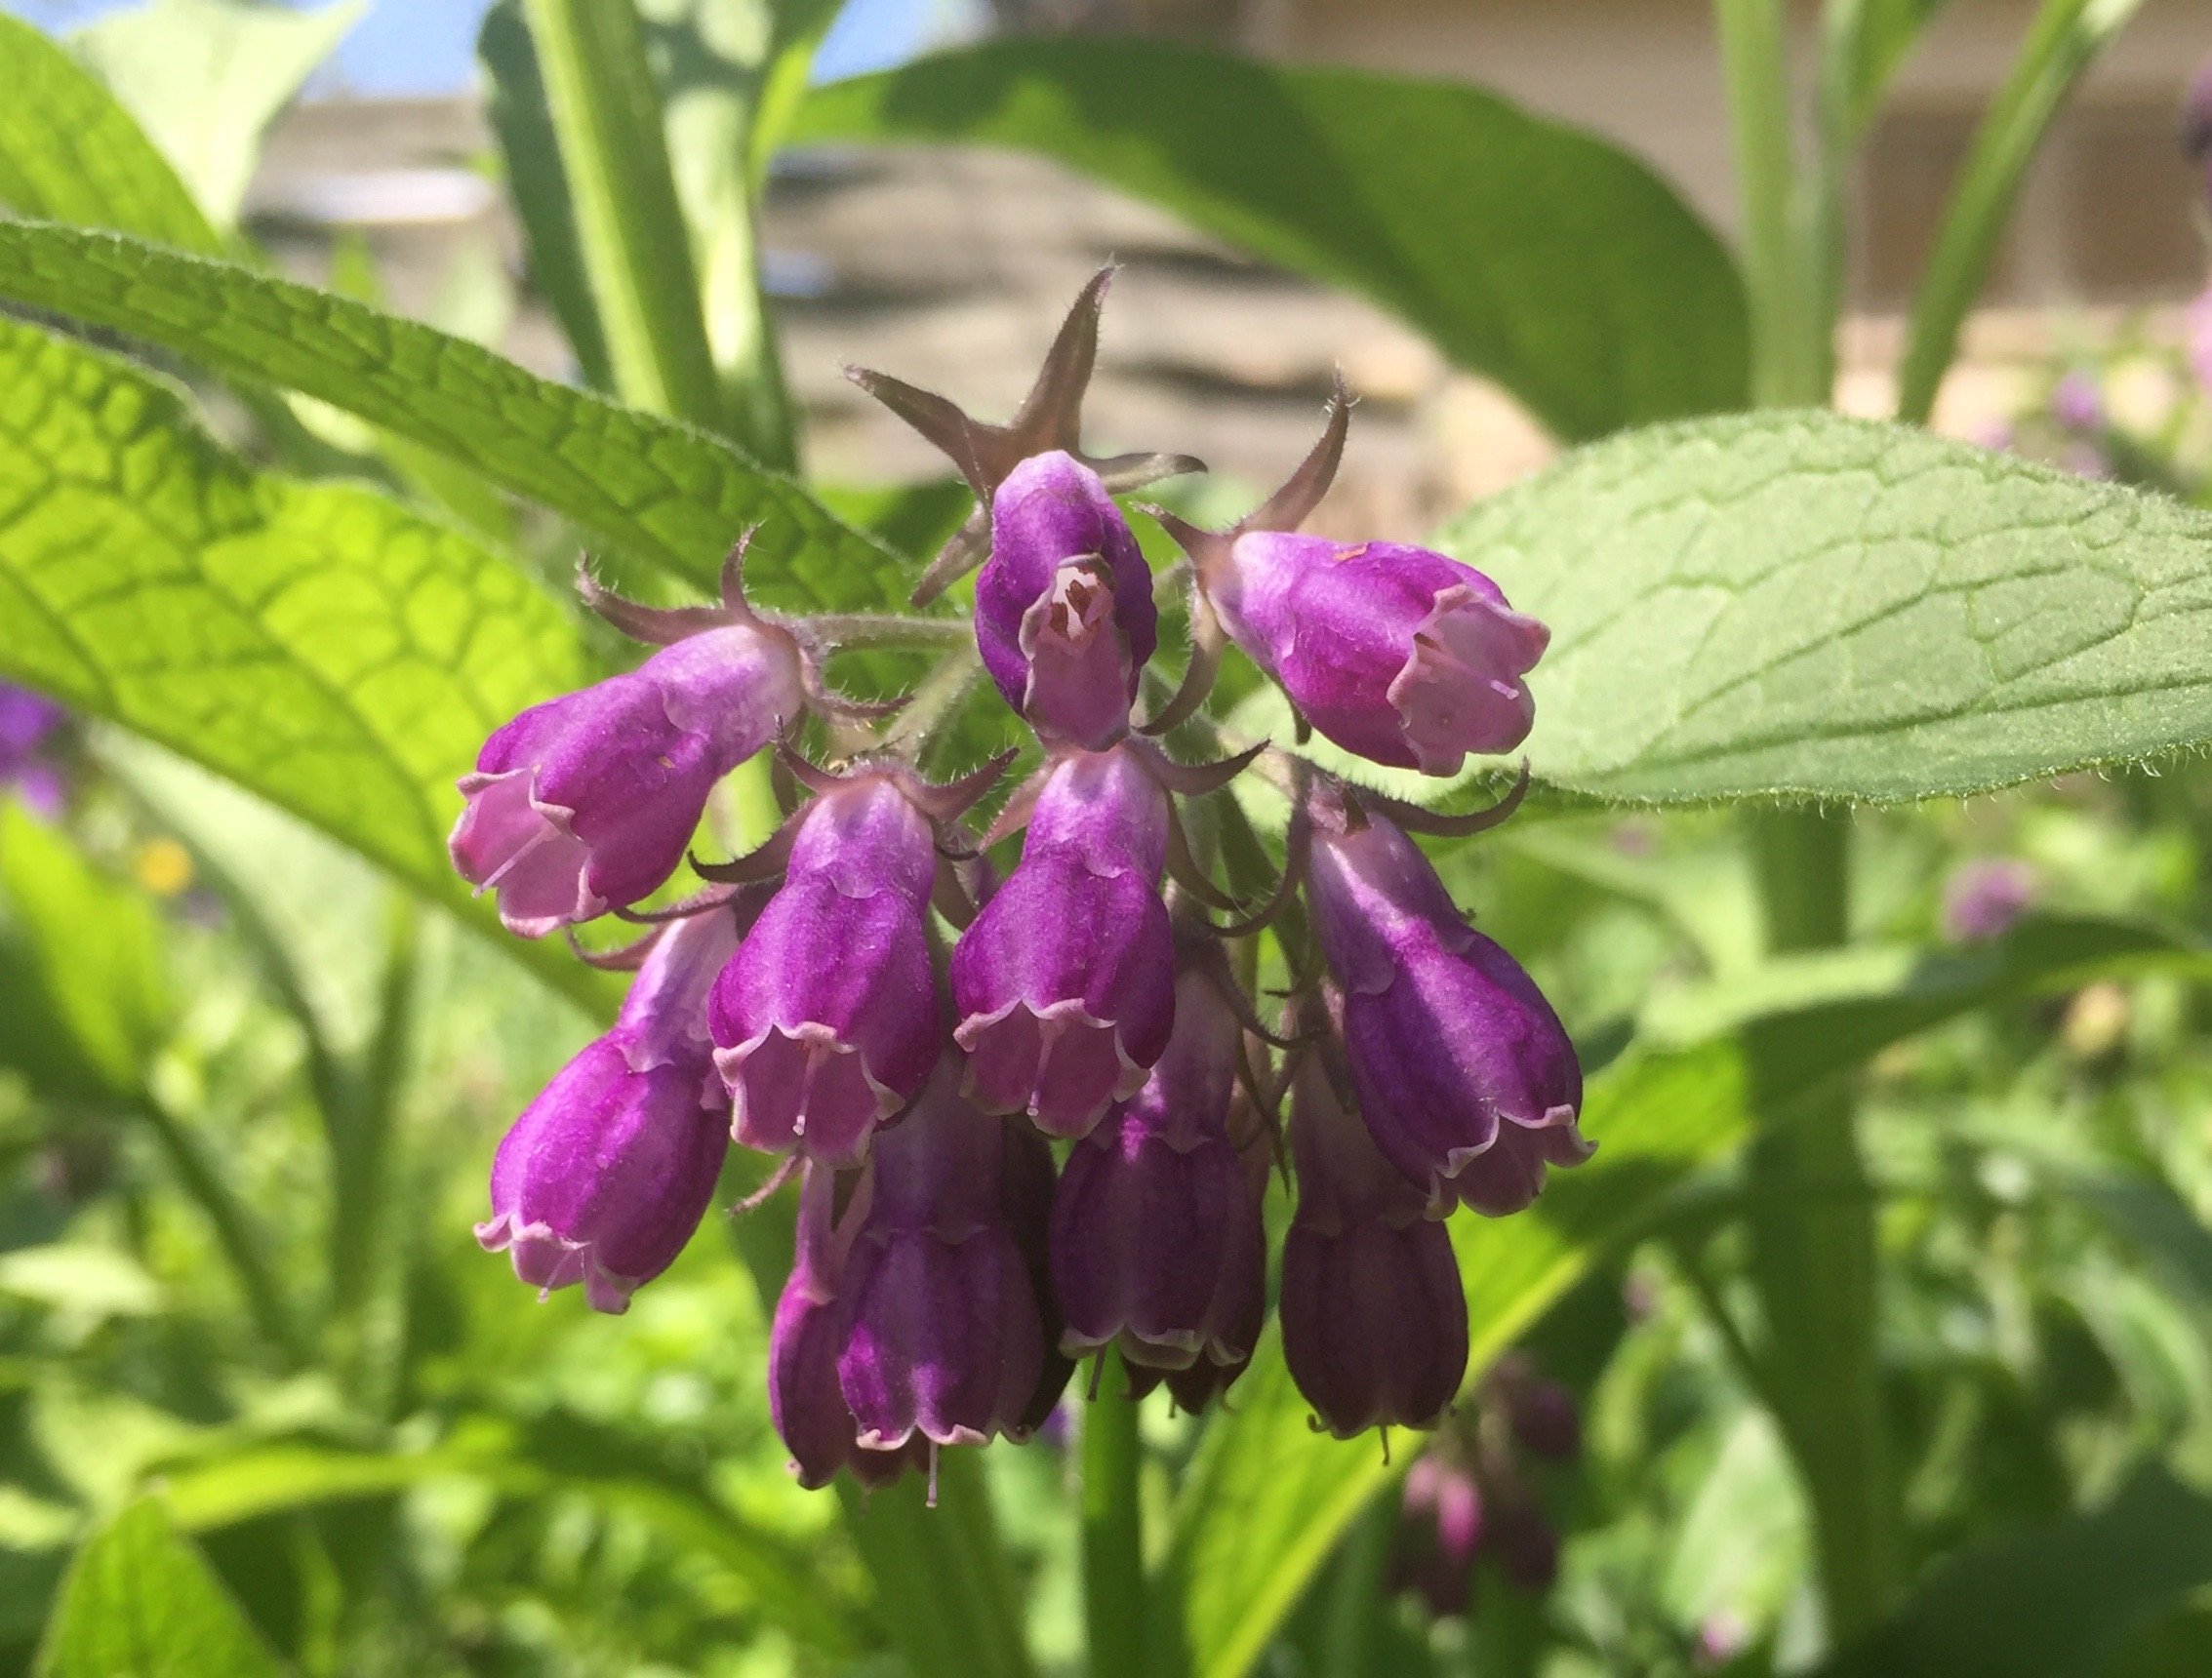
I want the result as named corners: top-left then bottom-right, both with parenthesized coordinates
top-left (2188, 287), bottom-right (2212, 397)
top-left (1050, 941), bottom-right (1258, 1373)
top-left (451, 545), bottom-right (808, 937)
top-left (476, 909), bottom-right (739, 1311)
top-left (835, 1058), bottom-right (1051, 1453)
top-left (1393, 1455), bottom-right (1483, 1618)
top-left (710, 767), bottom-right (950, 1170)
top-left (1159, 390), bottom-right (1548, 777)
top-left (952, 744), bottom-right (1176, 1137)
top-left (1278, 1027), bottom-right (1468, 1436)
top-left (0, 683), bottom-right (67, 817)
top-left (1307, 808), bottom-right (1589, 1217)
top-left (2049, 370), bottom-right (2105, 434)
top-left (975, 452), bottom-right (1157, 750)
top-left (1942, 857), bottom-right (2037, 943)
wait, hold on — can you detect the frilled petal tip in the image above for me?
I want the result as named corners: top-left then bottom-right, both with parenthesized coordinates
top-left (450, 770), bottom-right (602, 938)
top-left (1387, 585), bottom-right (1550, 777)
top-left (955, 996), bottom-right (1150, 1137)
top-left (719, 1022), bottom-right (908, 1170)
top-left (1435, 1104), bottom-right (1594, 1219)
top-left (474, 1213), bottom-right (639, 1314)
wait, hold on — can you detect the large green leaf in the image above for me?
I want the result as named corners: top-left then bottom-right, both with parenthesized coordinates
top-left (1812, 1467), bottom-right (2212, 1678)
top-left (792, 39), bottom-right (1749, 440)
top-left (1433, 410), bottom-right (2212, 805)
top-left (1163, 914), bottom-right (2212, 1678)
top-left (0, 14), bottom-right (221, 252)
top-left (34, 1498), bottom-right (283, 1678)
top-left (0, 313), bottom-right (597, 1005)
top-left (0, 221), bottom-right (909, 609)
top-left (71, 0), bottom-right (364, 230)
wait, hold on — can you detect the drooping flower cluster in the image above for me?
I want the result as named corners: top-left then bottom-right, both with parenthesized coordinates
top-left (459, 271), bottom-right (1591, 1495)
top-left (1390, 1354), bottom-right (1584, 1618)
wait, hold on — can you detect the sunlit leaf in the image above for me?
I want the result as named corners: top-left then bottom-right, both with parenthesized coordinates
top-left (71, 0), bottom-right (365, 229)
top-left (0, 221), bottom-right (911, 609)
top-left (1435, 411), bottom-right (2212, 805)
top-left (0, 14), bottom-right (220, 251)
top-left (34, 1498), bottom-right (283, 1678)
top-left (0, 314), bottom-right (599, 1006)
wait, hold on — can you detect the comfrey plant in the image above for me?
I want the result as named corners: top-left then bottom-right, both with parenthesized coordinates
top-left (461, 274), bottom-right (1589, 1491)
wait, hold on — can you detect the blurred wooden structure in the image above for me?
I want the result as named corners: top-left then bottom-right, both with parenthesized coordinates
top-left (248, 0), bottom-right (2211, 534)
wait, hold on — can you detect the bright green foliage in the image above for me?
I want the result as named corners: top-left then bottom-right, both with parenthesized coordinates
top-left (0, 14), bottom-right (221, 253)
top-left (0, 314), bottom-right (597, 1002)
top-left (0, 222), bottom-right (910, 609)
top-left (70, 0), bottom-right (365, 229)
top-left (0, 802), bottom-right (171, 1104)
top-left (1438, 411), bottom-right (2212, 805)
top-left (1165, 913), bottom-right (2212, 1678)
top-left (35, 1498), bottom-right (284, 1678)
top-left (793, 38), bottom-right (1751, 440)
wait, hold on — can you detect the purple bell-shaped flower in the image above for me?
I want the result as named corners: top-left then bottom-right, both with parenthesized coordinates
top-left (975, 450), bottom-right (1158, 750)
top-left (452, 538), bottom-right (885, 937)
top-left (1278, 1019), bottom-right (1468, 1436)
top-left (769, 1164), bottom-right (930, 1491)
top-left (1154, 385), bottom-right (1547, 776)
top-left (476, 907), bottom-right (741, 1311)
top-left (951, 743), bottom-right (1177, 1137)
top-left (707, 750), bottom-right (1009, 1169)
top-left (835, 1058), bottom-right (1052, 1452)
top-left (1305, 801), bottom-right (1589, 1217)
top-left (1049, 934), bottom-right (1272, 1374)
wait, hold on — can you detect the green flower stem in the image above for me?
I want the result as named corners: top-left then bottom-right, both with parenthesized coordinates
top-left (801, 614), bottom-right (975, 650)
top-left (1746, 806), bottom-right (1900, 1640)
top-left (520, 0), bottom-right (725, 433)
top-left (1082, 1351), bottom-right (1146, 1678)
top-left (1317, 1495), bottom-right (1395, 1678)
top-left (1720, 3), bottom-right (1897, 1642)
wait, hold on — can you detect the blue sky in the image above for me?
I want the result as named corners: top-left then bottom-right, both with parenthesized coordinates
top-left (4, 0), bottom-right (963, 95)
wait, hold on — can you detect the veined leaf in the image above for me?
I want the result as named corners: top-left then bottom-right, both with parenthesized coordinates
top-left (793, 38), bottom-right (1749, 440)
top-left (0, 13), bottom-right (221, 252)
top-left (34, 1498), bottom-right (283, 1678)
top-left (0, 220), bottom-right (909, 610)
top-left (1434, 410), bottom-right (2212, 806)
top-left (0, 313), bottom-right (600, 1006)
top-left (71, 0), bottom-right (365, 230)
top-left (1164, 913), bottom-right (2212, 1678)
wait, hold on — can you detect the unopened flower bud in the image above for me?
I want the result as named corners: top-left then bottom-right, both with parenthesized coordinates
top-left (977, 452), bottom-right (1157, 750)
top-left (1394, 1455), bottom-right (1483, 1618)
